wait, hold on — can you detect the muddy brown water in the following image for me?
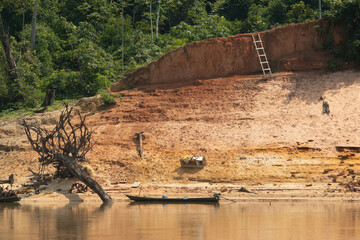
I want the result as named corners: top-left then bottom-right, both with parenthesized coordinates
top-left (1, 201), bottom-right (360, 239)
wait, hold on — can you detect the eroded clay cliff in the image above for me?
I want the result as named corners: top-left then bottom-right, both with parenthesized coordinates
top-left (111, 19), bottom-right (336, 92)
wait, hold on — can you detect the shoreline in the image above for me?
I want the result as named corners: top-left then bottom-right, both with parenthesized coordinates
top-left (16, 182), bottom-right (360, 204)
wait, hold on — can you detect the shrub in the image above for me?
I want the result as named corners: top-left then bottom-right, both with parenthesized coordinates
top-left (99, 89), bottom-right (116, 106)
top-left (44, 70), bottom-right (81, 99)
top-left (322, 0), bottom-right (360, 70)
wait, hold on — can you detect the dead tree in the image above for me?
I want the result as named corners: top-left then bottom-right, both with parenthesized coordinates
top-left (41, 89), bottom-right (55, 107)
top-left (21, 106), bottom-right (113, 204)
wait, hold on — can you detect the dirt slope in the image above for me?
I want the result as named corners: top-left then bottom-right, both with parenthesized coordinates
top-left (85, 70), bottom-right (360, 184)
top-left (111, 20), bottom-right (340, 91)
top-left (1, 71), bottom-right (360, 196)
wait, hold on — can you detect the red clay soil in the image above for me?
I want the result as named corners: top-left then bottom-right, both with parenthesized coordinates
top-left (111, 20), bottom-right (341, 91)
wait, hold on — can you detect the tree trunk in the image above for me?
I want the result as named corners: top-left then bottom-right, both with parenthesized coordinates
top-left (59, 154), bottom-right (113, 204)
top-left (150, 0), bottom-right (153, 42)
top-left (156, 0), bottom-right (161, 38)
top-left (2, 33), bottom-right (17, 79)
top-left (19, 13), bottom-right (25, 66)
top-left (122, 0), bottom-right (125, 74)
top-left (132, 4), bottom-right (138, 28)
top-left (30, 4), bottom-right (38, 51)
top-left (42, 89), bottom-right (56, 107)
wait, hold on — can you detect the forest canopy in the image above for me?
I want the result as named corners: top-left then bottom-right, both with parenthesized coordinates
top-left (0, 0), bottom-right (358, 111)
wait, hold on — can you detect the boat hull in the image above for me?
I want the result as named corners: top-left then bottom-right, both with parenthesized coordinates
top-left (126, 195), bottom-right (219, 203)
top-left (0, 196), bottom-right (21, 203)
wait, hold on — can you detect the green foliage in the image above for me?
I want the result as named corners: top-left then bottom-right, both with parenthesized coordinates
top-left (74, 40), bottom-right (112, 95)
top-left (217, 0), bottom-right (253, 21)
top-left (265, 0), bottom-right (288, 25)
top-left (15, 65), bottom-right (44, 108)
top-left (0, 99), bottom-right (77, 119)
top-left (1, 0), bottom-right (355, 114)
top-left (321, 0), bottom-right (360, 70)
top-left (29, 23), bottom-right (63, 76)
top-left (99, 89), bottom-right (116, 106)
top-left (0, 106), bottom-right (36, 119)
top-left (286, 1), bottom-right (317, 23)
top-left (0, 47), bottom-right (9, 108)
top-left (334, 0), bottom-right (360, 66)
top-left (0, 0), bottom-right (34, 37)
top-left (242, 4), bottom-right (269, 32)
top-left (44, 70), bottom-right (81, 99)
top-left (327, 56), bottom-right (344, 72)
top-left (170, 14), bottom-right (232, 41)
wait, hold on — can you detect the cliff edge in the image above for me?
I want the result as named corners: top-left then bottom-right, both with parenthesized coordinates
top-left (111, 19), bottom-right (337, 91)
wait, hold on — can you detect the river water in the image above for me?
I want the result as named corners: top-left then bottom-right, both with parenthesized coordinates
top-left (1, 200), bottom-right (360, 240)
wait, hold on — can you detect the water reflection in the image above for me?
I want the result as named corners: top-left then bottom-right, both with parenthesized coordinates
top-left (1, 201), bottom-right (360, 239)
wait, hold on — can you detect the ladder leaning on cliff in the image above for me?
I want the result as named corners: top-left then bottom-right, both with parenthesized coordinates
top-left (252, 34), bottom-right (272, 75)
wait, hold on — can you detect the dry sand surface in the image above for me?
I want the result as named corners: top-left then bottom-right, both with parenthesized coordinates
top-left (1, 70), bottom-right (360, 202)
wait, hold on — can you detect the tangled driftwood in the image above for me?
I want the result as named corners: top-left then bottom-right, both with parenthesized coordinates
top-left (21, 105), bottom-right (113, 204)
top-left (69, 182), bottom-right (88, 193)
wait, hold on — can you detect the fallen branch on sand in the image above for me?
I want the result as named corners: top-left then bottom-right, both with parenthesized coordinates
top-left (21, 105), bottom-right (113, 204)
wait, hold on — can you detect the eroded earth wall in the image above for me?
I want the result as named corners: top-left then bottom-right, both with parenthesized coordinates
top-left (111, 20), bottom-right (331, 91)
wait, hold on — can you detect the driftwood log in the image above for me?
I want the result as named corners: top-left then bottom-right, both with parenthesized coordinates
top-left (21, 105), bottom-right (113, 204)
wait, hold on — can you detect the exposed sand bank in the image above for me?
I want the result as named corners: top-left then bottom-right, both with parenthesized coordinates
top-left (2, 71), bottom-right (360, 202)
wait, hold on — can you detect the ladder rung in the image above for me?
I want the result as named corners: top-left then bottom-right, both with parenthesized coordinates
top-left (254, 34), bottom-right (272, 74)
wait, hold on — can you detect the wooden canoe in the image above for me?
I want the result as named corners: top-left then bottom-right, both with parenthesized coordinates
top-left (126, 193), bottom-right (220, 203)
top-left (0, 196), bottom-right (21, 203)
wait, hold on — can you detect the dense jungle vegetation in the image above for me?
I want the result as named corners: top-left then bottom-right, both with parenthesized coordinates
top-left (0, 0), bottom-right (359, 112)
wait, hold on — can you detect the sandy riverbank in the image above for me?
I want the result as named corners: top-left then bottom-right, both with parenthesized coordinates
top-left (17, 181), bottom-right (360, 203)
top-left (2, 71), bottom-right (360, 202)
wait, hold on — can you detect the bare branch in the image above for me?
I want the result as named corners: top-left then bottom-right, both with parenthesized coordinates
top-left (21, 106), bottom-right (93, 167)
top-left (21, 105), bottom-right (113, 204)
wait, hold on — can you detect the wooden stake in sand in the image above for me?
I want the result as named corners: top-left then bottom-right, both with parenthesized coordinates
top-left (135, 132), bottom-right (145, 158)
top-left (0, 174), bottom-right (14, 189)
